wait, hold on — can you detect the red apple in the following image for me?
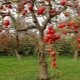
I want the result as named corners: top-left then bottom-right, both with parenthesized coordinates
top-left (58, 22), bottom-right (65, 28)
top-left (52, 57), bottom-right (56, 61)
top-left (47, 34), bottom-right (53, 39)
top-left (37, 11), bottom-right (42, 15)
top-left (61, 22), bottom-right (66, 27)
top-left (55, 35), bottom-right (60, 40)
top-left (21, 10), bottom-right (27, 16)
top-left (39, 6), bottom-right (46, 11)
top-left (67, 20), bottom-right (74, 26)
top-left (47, 48), bottom-right (52, 52)
top-left (52, 36), bottom-right (56, 41)
top-left (77, 44), bottom-right (80, 48)
top-left (58, 23), bottom-right (63, 28)
top-left (43, 36), bottom-right (49, 42)
top-left (3, 20), bottom-right (10, 26)
top-left (51, 62), bottom-right (56, 66)
top-left (37, 6), bottom-right (46, 15)
top-left (46, 29), bottom-right (55, 34)
top-left (48, 40), bottom-right (53, 44)
top-left (73, 29), bottom-right (78, 33)
top-left (50, 29), bottom-right (55, 34)
top-left (73, 23), bottom-right (78, 29)
top-left (64, 12), bottom-right (69, 17)
top-left (46, 30), bottom-right (51, 34)
top-left (77, 38), bottom-right (80, 43)
top-left (7, 4), bottom-right (13, 9)
top-left (47, 26), bottom-right (53, 30)
top-left (68, 3), bottom-right (73, 7)
top-left (28, 5), bottom-right (33, 11)
top-left (50, 51), bottom-right (56, 56)
top-left (60, 0), bottom-right (66, 5)
top-left (50, 9), bottom-right (55, 14)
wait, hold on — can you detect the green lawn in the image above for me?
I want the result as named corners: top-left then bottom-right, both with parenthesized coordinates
top-left (0, 56), bottom-right (80, 80)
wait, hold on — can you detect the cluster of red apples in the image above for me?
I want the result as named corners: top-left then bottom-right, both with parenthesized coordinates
top-left (21, 6), bottom-right (46, 16)
top-left (46, 0), bottom-right (79, 7)
top-left (0, 4), bottom-right (13, 11)
top-left (44, 26), bottom-right (60, 67)
top-left (44, 26), bottom-right (60, 44)
top-left (58, 20), bottom-right (79, 33)
top-left (47, 48), bottom-right (56, 67)
top-left (0, 0), bottom-right (79, 17)
top-left (20, 0), bottom-right (71, 16)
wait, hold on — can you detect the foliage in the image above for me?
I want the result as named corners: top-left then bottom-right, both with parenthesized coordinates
top-left (0, 49), bottom-right (8, 56)
top-left (19, 41), bottom-right (37, 56)
top-left (0, 40), bottom-right (37, 56)
top-left (53, 38), bottom-right (76, 56)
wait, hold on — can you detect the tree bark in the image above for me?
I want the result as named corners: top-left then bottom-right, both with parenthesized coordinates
top-left (38, 52), bottom-right (49, 80)
top-left (15, 49), bottom-right (22, 60)
top-left (74, 49), bottom-right (78, 61)
top-left (37, 32), bottom-right (50, 80)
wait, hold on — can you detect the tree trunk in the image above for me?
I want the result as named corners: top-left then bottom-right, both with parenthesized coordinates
top-left (38, 52), bottom-right (49, 80)
top-left (37, 32), bottom-right (50, 80)
top-left (15, 49), bottom-right (22, 60)
top-left (74, 49), bottom-right (78, 61)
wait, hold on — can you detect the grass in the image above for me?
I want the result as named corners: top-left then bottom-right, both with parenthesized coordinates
top-left (49, 56), bottom-right (80, 80)
top-left (0, 56), bottom-right (80, 80)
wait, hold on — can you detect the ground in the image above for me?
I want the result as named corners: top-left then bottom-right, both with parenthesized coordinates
top-left (0, 56), bottom-right (80, 80)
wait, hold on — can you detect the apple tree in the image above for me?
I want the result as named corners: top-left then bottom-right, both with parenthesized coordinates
top-left (0, 0), bottom-right (80, 80)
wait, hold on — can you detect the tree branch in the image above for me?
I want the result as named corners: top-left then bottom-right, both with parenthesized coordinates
top-left (17, 25), bottom-right (36, 32)
top-left (9, 13), bottom-right (37, 32)
top-left (10, 12), bottom-right (19, 29)
top-left (29, 2), bottom-right (42, 31)
top-left (30, 11), bottom-right (42, 31)
top-left (42, 15), bottom-right (51, 30)
top-left (41, 4), bottom-right (68, 30)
